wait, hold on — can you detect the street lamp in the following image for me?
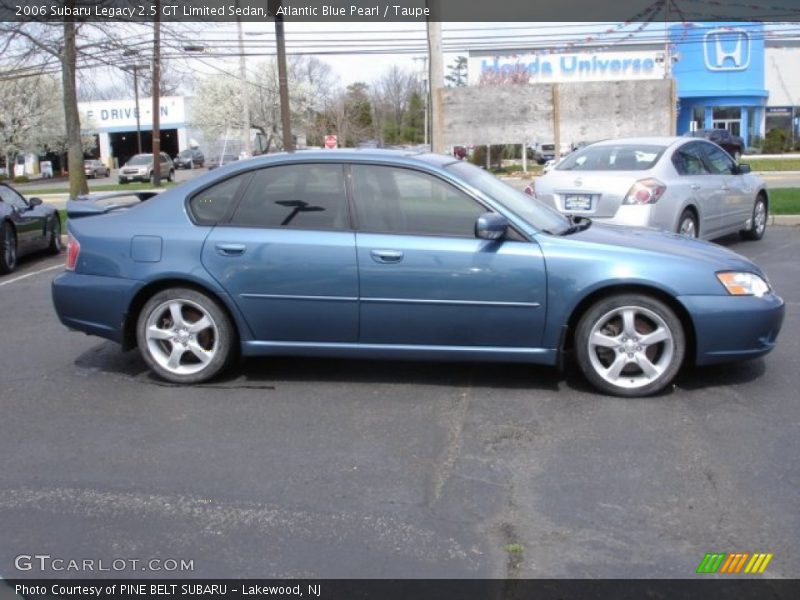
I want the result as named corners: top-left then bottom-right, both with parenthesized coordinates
top-left (122, 63), bottom-right (150, 155)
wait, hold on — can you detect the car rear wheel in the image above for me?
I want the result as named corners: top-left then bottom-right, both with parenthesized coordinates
top-left (48, 217), bottom-right (62, 254)
top-left (575, 294), bottom-right (686, 397)
top-left (740, 194), bottom-right (767, 241)
top-left (136, 288), bottom-right (236, 384)
top-left (677, 209), bottom-right (698, 238)
top-left (0, 222), bottom-right (17, 274)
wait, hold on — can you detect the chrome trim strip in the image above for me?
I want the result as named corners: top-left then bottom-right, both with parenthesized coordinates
top-left (361, 297), bottom-right (541, 308)
top-left (240, 294), bottom-right (358, 302)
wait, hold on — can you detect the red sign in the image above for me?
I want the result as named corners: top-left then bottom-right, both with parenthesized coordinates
top-left (324, 135), bottom-right (338, 149)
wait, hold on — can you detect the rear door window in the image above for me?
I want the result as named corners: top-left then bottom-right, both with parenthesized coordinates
top-left (230, 164), bottom-right (350, 231)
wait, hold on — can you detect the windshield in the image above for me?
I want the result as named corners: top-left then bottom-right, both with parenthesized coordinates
top-left (447, 161), bottom-right (570, 234)
top-left (556, 144), bottom-right (666, 171)
top-left (179, 150), bottom-right (192, 157)
top-left (127, 154), bottom-right (152, 166)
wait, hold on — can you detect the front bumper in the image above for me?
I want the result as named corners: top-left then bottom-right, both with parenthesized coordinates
top-left (679, 293), bottom-right (785, 365)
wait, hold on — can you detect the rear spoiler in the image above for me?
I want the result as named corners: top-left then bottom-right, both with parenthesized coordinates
top-left (66, 191), bottom-right (159, 218)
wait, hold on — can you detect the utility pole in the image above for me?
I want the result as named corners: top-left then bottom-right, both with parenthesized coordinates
top-left (151, 0), bottom-right (162, 185)
top-left (270, 1), bottom-right (293, 152)
top-left (236, 1), bottom-right (252, 156)
top-left (132, 66), bottom-right (143, 154)
top-left (427, 17), bottom-right (444, 153)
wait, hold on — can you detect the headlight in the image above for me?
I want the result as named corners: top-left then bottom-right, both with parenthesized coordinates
top-left (716, 272), bottom-right (770, 297)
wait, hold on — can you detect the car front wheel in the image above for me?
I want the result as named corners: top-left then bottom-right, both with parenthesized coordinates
top-left (48, 217), bottom-right (62, 254)
top-left (0, 222), bottom-right (17, 274)
top-left (575, 294), bottom-right (686, 397)
top-left (740, 194), bottom-right (767, 241)
top-left (136, 288), bottom-right (236, 384)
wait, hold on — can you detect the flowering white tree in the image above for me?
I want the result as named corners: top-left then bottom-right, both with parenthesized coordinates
top-left (191, 56), bottom-right (334, 152)
top-left (0, 73), bottom-right (95, 174)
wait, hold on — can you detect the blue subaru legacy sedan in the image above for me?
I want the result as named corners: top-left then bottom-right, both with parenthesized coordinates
top-left (51, 151), bottom-right (784, 397)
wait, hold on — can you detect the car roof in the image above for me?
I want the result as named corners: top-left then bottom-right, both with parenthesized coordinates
top-left (244, 149), bottom-right (460, 169)
top-left (590, 136), bottom-right (685, 148)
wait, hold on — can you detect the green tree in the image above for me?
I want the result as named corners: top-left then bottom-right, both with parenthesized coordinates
top-left (403, 91), bottom-right (425, 143)
top-left (445, 56), bottom-right (468, 87)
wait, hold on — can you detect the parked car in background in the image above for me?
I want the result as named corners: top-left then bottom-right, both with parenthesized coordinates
top-left (118, 153), bottom-right (175, 184)
top-left (0, 183), bottom-right (61, 274)
top-left (52, 150), bottom-right (783, 397)
top-left (207, 154), bottom-right (238, 170)
top-left (532, 137), bottom-right (768, 241)
top-left (174, 149), bottom-right (205, 169)
top-left (684, 129), bottom-right (745, 160)
top-left (83, 159), bottom-right (110, 178)
top-left (531, 142), bottom-right (572, 165)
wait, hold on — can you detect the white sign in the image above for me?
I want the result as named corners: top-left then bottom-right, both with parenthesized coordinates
top-left (468, 51), bottom-right (662, 85)
top-left (79, 96), bottom-right (186, 130)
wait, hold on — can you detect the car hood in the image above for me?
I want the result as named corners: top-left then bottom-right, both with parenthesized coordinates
top-left (557, 222), bottom-right (763, 274)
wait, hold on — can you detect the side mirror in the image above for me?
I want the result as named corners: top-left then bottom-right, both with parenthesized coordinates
top-left (28, 197), bottom-right (43, 208)
top-left (475, 212), bottom-right (508, 241)
top-left (736, 164), bottom-right (751, 174)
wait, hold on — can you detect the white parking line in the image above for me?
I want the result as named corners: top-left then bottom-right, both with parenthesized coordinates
top-left (0, 264), bottom-right (62, 288)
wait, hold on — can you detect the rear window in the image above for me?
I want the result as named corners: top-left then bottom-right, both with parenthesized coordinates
top-left (556, 145), bottom-right (666, 171)
top-left (188, 173), bottom-right (251, 225)
top-left (127, 155), bottom-right (152, 166)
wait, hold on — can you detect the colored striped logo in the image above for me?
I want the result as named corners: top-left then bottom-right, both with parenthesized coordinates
top-left (696, 552), bottom-right (773, 574)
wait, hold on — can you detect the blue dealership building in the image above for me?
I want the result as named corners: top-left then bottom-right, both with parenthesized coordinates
top-left (470, 22), bottom-right (800, 147)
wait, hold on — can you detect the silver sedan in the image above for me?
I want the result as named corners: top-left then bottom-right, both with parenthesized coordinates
top-left (530, 137), bottom-right (768, 241)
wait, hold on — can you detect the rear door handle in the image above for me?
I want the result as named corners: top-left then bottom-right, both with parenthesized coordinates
top-left (215, 243), bottom-right (246, 257)
top-left (370, 249), bottom-right (404, 264)
top-left (690, 184), bottom-right (701, 191)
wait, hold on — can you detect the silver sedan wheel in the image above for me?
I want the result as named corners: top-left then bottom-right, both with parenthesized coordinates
top-left (586, 305), bottom-right (675, 390)
top-left (753, 200), bottom-right (766, 236)
top-left (679, 215), bottom-right (697, 238)
top-left (144, 298), bottom-right (219, 376)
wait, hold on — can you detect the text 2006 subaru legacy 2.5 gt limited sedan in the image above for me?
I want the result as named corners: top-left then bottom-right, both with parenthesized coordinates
top-left (51, 151), bottom-right (784, 397)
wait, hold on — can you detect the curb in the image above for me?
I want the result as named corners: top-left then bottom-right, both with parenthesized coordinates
top-left (770, 215), bottom-right (800, 226)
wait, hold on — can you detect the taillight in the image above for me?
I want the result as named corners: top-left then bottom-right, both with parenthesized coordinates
top-left (65, 234), bottom-right (80, 271)
top-left (623, 178), bottom-right (666, 205)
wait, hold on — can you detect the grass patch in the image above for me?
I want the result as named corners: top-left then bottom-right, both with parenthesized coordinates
top-left (744, 158), bottom-right (800, 172)
top-left (25, 181), bottom-right (178, 196)
top-left (503, 543), bottom-right (525, 554)
top-left (768, 188), bottom-right (800, 214)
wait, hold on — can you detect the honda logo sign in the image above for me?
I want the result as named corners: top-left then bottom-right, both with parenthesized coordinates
top-left (704, 28), bottom-right (750, 72)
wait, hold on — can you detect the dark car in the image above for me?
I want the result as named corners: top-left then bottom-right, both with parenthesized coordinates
top-left (685, 129), bottom-right (745, 160)
top-left (51, 151), bottom-right (784, 397)
top-left (0, 183), bottom-right (62, 274)
top-left (175, 149), bottom-right (205, 169)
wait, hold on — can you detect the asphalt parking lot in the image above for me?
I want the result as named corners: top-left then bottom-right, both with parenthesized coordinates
top-left (0, 227), bottom-right (798, 579)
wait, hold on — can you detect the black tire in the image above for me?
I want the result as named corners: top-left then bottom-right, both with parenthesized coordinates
top-left (677, 209), bottom-right (698, 238)
top-left (119, 179), bottom-right (128, 185)
top-left (149, 171), bottom-right (154, 185)
top-left (0, 222), bottom-right (17, 274)
top-left (740, 194), bottom-right (767, 241)
top-left (48, 216), bottom-right (62, 255)
top-left (136, 287), bottom-right (236, 384)
top-left (167, 169), bottom-right (175, 182)
top-left (575, 294), bottom-right (686, 397)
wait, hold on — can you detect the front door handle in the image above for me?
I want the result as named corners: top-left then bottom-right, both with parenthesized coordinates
top-left (370, 249), bottom-right (404, 264)
top-left (215, 243), bottom-right (246, 257)
top-left (690, 184), bottom-right (701, 191)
